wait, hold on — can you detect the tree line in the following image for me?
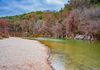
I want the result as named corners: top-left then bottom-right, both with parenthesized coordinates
top-left (0, 0), bottom-right (100, 40)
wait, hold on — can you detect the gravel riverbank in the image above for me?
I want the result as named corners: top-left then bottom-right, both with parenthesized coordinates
top-left (0, 37), bottom-right (53, 70)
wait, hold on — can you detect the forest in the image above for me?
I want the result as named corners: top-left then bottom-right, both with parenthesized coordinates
top-left (0, 0), bottom-right (100, 40)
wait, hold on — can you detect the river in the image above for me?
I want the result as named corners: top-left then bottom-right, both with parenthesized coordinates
top-left (34, 37), bottom-right (100, 70)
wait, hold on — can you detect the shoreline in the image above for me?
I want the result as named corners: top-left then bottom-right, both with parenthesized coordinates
top-left (45, 44), bottom-right (55, 70)
top-left (0, 37), bottom-right (54, 70)
top-left (35, 40), bottom-right (55, 70)
top-left (33, 39), bottom-right (55, 70)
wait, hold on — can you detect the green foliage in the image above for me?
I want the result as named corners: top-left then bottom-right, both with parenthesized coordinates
top-left (95, 3), bottom-right (100, 7)
top-left (90, 0), bottom-right (100, 4)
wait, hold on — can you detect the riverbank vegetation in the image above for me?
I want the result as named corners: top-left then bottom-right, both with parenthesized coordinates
top-left (0, 0), bottom-right (100, 40)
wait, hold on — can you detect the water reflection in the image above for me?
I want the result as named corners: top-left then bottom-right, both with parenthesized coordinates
top-left (38, 38), bottom-right (100, 70)
top-left (50, 54), bottom-right (66, 70)
top-left (50, 53), bottom-right (100, 70)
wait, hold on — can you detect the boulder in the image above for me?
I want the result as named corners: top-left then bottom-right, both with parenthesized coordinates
top-left (74, 35), bottom-right (85, 40)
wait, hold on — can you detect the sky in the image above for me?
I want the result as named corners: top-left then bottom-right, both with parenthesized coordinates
top-left (0, 0), bottom-right (68, 17)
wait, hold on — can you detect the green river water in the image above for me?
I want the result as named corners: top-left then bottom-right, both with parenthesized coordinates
top-left (34, 38), bottom-right (100, 70)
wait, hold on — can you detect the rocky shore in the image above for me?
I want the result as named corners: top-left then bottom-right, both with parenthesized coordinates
top-left (0, 37), bottom-right (53, 70)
